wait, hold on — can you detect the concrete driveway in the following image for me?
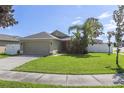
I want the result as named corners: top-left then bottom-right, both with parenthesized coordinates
top-left (0, 55), bottom-right (39, 70)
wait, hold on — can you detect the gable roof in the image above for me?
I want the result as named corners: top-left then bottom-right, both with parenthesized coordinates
top-left (51, 30), bottom-right (69, 39)
top-left (0, 34), bottom-right (20, 41)
top-left (23, 32), bottom-right (60, 40)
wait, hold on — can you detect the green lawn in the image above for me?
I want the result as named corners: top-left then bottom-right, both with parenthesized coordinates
top-left (0, 54), bottom-right (9, 59)
top-left (0, 80), bottom-right (124, 88)
top-left (14, 53), bottom-right (124, 74)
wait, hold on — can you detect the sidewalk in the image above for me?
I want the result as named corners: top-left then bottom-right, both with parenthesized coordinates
top-left (0, 70), bottom-right (124, 86)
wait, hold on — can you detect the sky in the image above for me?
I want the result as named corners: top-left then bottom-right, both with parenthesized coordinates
top-left (0, 5), bottom-right (119, 42)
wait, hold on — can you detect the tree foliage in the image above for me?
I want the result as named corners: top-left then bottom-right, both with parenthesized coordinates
top-left (107, 31), bottom-right (115, 55)
top-left (68, 17), bottom-right (103, 54)
top-left (0, 5), bottom-right (18, 28)
top-left (68, 25), bottom-right (84, 54)
top-left (113, 5), bottom-right (124, 65)
top-left (83, 17), bottom-right (104, 45)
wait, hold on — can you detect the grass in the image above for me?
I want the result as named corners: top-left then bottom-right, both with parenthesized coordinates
top-left (14, 53), bottom-right (124, 74)
top-left (0, 80), bottom-right (124, 88)
top-left (113, 50), bottom-right (124, 55)
top-left (0, 80), bottom-right (62, 88)
top-left (0, 53), bottom-right (9, 59)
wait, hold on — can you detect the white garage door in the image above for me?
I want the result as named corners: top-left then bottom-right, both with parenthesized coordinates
top-left (23, 40), bottom-right (50, 56)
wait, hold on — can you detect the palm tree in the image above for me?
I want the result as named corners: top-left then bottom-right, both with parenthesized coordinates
top-left (82, 17), bottom-right (103, 45)
top-left (68, 17), bottom-right (103, 54)
top-left (68, 25), bottom-right (84, 54)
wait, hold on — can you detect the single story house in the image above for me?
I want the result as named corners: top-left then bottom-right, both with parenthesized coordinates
top-left (20, 30), bottom-right (107, 56)
top-left (0, 34), bottom-right (20, 53)
top-left (20, 30), bottom-right (70, 56)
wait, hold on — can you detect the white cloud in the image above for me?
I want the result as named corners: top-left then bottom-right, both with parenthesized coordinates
top-left (75, 16), bottom-right (82, 20)
top-left (97, 11), bottom-right (111, 19)
top-left (71, 20), bottom-right (81, 25)
top-left (104, 20), bottom-right (116, 31)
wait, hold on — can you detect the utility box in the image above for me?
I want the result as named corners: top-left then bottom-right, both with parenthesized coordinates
top-left (5, 44), bottom-right (21, 55)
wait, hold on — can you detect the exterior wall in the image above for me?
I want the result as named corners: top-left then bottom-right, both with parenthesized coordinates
top-left (61, 41), bottom-right (70, 52)
top-left (88, 44), bottom-right (113, 53)
top-left (49, 39), bottom-right (61, 54)
top-left (21, 39), bottom-right (112, 55)
top-left (0, 46), bottom-right (6, 53)
top-left (21, 39), bottom-right (50, 56)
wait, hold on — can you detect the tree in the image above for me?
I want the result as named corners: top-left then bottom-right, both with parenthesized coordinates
top-left (68, 25), bottom-right (84, 54)
top-left (0, 5), bottom-right (18, 28)
top-left (68, 17), bottom-right (103, 54)
top-left (113, 5), bottom-right (124, 65)
top-left (107, 31), bottom-right (115, 55)
top-left (83, 17), bottom-right (104, 45)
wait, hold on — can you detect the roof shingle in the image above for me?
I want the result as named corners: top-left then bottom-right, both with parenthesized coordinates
top-left (0, 34), bottom-right (20, 41)
top-left (23, 32), bottom-right (59, 40)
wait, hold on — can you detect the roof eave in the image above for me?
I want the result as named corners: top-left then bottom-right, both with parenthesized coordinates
top-left (20, 38), bottom-right (61, 41)
top-left (0, 39), bottom-right (19, 42)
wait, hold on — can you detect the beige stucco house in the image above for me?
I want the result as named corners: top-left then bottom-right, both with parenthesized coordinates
top-left (20, 30), bottom-right (106, 56)
top-left (20, 30), bottom-right (70, 56)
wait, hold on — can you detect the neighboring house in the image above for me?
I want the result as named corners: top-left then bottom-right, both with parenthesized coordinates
top-left (20, 30), bottom-right (70, 56)
top-left (0, 34), bottom-right (20, 53)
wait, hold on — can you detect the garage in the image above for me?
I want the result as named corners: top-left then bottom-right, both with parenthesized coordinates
top-left (20, 32), bottom-right (62, 56)
top-left (22, 40), bottom-right (50, 56)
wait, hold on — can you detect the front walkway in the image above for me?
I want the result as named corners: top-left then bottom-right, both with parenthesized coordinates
top-left (0, 55), bottom-right (38, 70)
top-left (0, 70), bottom-right (124, 86)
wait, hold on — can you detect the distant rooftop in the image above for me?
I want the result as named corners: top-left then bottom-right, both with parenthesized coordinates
top-left (0, 34), bottom-right (20, 41)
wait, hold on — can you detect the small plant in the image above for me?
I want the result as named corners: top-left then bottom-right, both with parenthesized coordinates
top-left (17, 50), bottom-right (20, 55)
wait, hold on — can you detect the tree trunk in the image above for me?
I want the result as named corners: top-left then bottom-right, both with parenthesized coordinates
top-left (108, 46), bottom-right (110, 55)
top-left (116, 47), bottom-right (119, 65)
top-left (108, 39), bottom-right (111, 55)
